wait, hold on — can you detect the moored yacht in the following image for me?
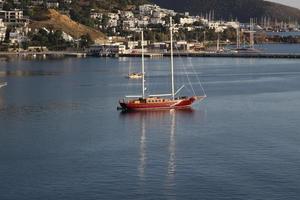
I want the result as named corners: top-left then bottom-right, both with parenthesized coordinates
top-left (119, 18), bottom-right (206, 111)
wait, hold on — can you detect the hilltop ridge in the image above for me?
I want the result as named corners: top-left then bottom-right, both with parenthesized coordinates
top-left (150, 0), bottom-right (300, 22)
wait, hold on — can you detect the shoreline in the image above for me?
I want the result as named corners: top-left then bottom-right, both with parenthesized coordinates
top-left (1, 49), bottom-right (300, 60)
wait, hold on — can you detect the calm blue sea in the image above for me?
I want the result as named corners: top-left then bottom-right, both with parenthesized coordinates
top-left (255, 43), bottom-right (300, 53)
top-left (1, 47), bottom-right (300, 199)
top-left (266, 32), bottom-right (300, 37)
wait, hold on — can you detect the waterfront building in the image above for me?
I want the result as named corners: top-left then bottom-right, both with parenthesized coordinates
top-left (0, 19), bottom-right (6, 41)
top-left (208, 21), bottom-right (221, 29)
top-left (31, 0), bottom-right (44, 6)
top-left (225, 21), bottom-right (240, 29)
top-left (46, 0), bottom-right (59, 8)
top-left (150, 17), bottom-right (165, 25)
top-left (152, 11), bottom-right (166, 19)
top-left (90, 10), bottom-right (103, 20)
top-left (120, 11), bottom-right (134, 19)
top-left (126, 41), bottom-right (139, 50)
top-left (137, 19), bottom-right (149, 27)
top-left (62, 31), bottom-right (74, 42)
top-left (180, 17), bottom-right (197, 25)
top-left (88, 44), bottom-right (126, 56)
top-left (0, 9), bottom-right (24, 23)
top-left (123, 20), bottom-right (136, 30)
top-left (139, 4), bottom-right (158, 16)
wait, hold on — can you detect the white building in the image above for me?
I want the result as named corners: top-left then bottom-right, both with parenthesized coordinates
top-left (31, 0), bottom-right (44, 6)
top-left (137, 19), bottom-right (149, 27)
top-left (225, 21), bottom-right (240, 29)
top-left (139, 4), bottom-right (158, 16)
top-left (0, 9), bottom-right (24, 23)
top-left (123, 20), bottom-right (135, 30)
top-left (108, 19), bottom-right (118, 27)
top-left (152, 11), bottom-right (166, 18)
top-left (160, 8), bottom-right (176, 16)
top-left (46, 1), bottom-right (59, 8)
top-left (127, 41), bottom-right (139, 50)
top-left (0, 19), bottom-right (7, 41)
top-left (120, 11), bottom-right (134, 19)
top-left (90, 10), bottom-right (103, 20)
top-left (62, 31), bottom-right (74, 42)
top-left (107, 13), bottom-right (119, 20)
top-left (9, 31), bottom-right (20, 44)
top-left (139, 4), bottom-right (175, 17)
top-left (208, 21), bottom-right (221, 29)
top-left (63, 0), bottom-right (72, 4)
top-left (88, 43), bottom-right (126, 55)
top-left (150, 17), bottom-right (165, 25)
top-left (180, 17), bottom-right (197, 25)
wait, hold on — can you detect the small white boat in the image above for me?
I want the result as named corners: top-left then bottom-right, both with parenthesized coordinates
top-left (128, 73), bottom-right (143, 79)
top-left (0, 82), bottom-right (7, 88)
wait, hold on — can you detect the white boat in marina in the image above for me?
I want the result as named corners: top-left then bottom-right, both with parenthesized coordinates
top-left (0, 82), bottom-right (7, 88)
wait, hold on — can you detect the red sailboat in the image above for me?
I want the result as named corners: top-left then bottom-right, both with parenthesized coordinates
top-left (119, 18), bottom-right (206, 111)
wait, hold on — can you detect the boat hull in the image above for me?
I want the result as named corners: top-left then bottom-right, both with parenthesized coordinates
top-left (0, 82), bottom-right (7, 88)
top-left (119, 96), bottom-right (204, 111)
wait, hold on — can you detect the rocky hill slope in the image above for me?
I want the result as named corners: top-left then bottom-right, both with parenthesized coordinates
top-left (29, 9), bottom-right (106, 43)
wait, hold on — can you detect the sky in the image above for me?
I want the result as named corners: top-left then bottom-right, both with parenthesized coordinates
top-left (269, 0), bottom-right (300, 9)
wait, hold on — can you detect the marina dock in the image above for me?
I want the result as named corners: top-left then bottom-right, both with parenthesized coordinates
top-left (1, 51), bottom-right (299, 59)
top-left (0, 51), bottom-right (87, 58)
top-left (121, 52), bottom-right (300, 59)
top-left (119, 53), bottom-right (164, 58)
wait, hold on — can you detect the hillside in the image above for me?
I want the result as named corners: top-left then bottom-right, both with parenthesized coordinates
top-left (150, 0), bottom-right (300, 22)
top-left (72, 0), bottom-right (148, 12)
top-left (29, 9), bottom-right (106, 43)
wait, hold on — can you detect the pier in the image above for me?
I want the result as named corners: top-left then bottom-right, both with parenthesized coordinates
top-left (1, 51), bottom-right (299, 59)
top-left (169, 52), bottom-right (300, 59)
top-left (0, 51), bottom-right (87, 58)
top-left (121, 52), bottom-right (300, 59)
top-left (119, 52), bottom-right (164, 58)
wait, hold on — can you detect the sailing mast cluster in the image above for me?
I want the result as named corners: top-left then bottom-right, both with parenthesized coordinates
top-left (119, 17), bottom-right (206, 111)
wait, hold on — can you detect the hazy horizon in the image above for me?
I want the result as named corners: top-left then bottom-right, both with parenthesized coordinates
top-left (269, 0), bottom-right (300, 9)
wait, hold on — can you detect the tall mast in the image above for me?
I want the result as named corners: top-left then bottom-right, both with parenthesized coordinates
top-left (250, 18), bottom-right (254, 49)
top-left (141, 30), bottom-right (145, 98)
top-left (236, 22), bottom-right (240, 49)
top-left (170, 17), bottom-right (175, 100)
top-left (217, 32), bottom-right (220, 52)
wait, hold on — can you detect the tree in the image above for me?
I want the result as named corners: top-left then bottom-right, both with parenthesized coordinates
top-left (21, 40), bottom-right (29, 50)
top-left (3, 1), bottom-right (13, 11)
top-left (4, 27), bottom-right (11, 43)
top-left (79, 34), bottom-right (93, 49)
top-left (101, 14), bottom-right (110, 29)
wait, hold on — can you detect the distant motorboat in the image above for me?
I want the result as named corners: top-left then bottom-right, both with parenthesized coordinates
top-left (127, 72), bottom-right (143, 79)
top-left (231, 47), bottom-right (262, 54)
top-left (0, 82), bottom-right (7, 88)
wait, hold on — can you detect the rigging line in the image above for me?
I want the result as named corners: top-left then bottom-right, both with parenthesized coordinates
top-left (177, 48), bottom-right (206, 97)
top-left (126, 59), bottom-right (131, 93)
top-left (174, 46), bottom-right (196, 96)
top-left (128, 58), bottom-right (131, 74)
top-left (126, 58), bottom-right (136, 94)
top-left (176, 60), bottom-right (194, 95)
top-left (188, 58), bottom-right (207, 97)
top-left (176, 50), bottom-right (196, 96)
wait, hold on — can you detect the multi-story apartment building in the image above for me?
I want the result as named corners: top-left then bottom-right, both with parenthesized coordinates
top-left (0, 9), bottom-right (24, 23)
top-left (0, 19), bottom-right (7, 41)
